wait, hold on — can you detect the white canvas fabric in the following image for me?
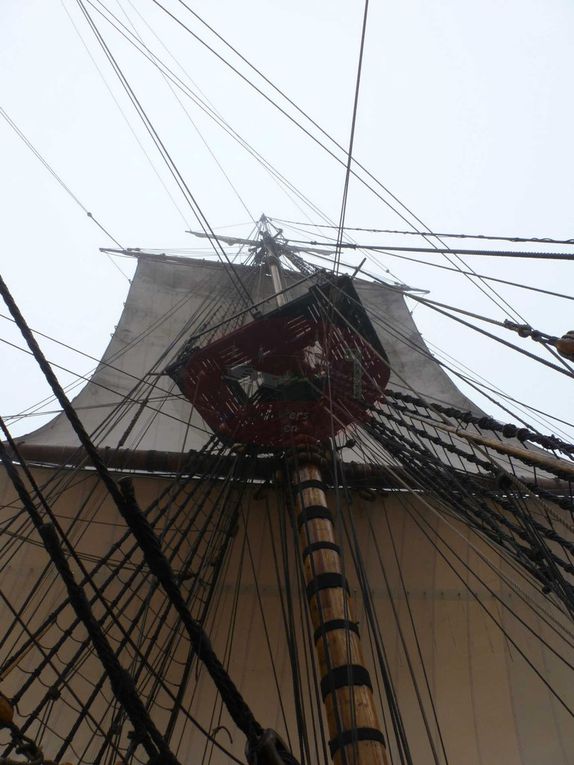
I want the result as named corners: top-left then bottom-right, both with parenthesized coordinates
top-left (17, 255), bottom-right (487, 456)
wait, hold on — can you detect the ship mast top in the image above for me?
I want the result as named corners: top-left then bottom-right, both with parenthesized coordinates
top-left (257, 214), bottom-right (286, 306)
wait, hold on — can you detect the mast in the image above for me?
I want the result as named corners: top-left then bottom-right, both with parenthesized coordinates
top-left (3, 242), bottom-right (574, 764)
top-left (291, 451), bottom-right (389, 765)
top-left (259, 225), bottom-right (389, 765)
top-left (259, 214), bottom-right (287, 306)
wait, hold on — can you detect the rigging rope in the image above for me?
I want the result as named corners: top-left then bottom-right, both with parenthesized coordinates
top-left (0, 446), bottom-right (181, 765)
top-left (82, 0), bottom-right (336, 227)
top-left (334, 0), bottom-right (370, 276)
top-left (383, 389), bottom-right (574, 458)
top-left (0, 106), bottom-right (128, 281)
top-left (75, 0), bottom-right (256, 313)
top-left (271, 219), bottom-right (574, 247)
top-left (144, 0), bottom-right (533, 322)
top-left (0, 272), bottom-right (301, 763)
top-left (286, 236), bottom-right (574, 262)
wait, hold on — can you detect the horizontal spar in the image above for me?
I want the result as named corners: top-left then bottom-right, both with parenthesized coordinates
top-left (411, 415), bottom-right (574, 481)
top-left (7, 443), bottom-right (571, 493)
top-left (301, 241), bottom-right (574, 260)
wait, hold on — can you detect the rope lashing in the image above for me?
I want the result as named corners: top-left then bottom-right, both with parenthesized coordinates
top-left (503, 320), bottom-right (554, 343)
top-left (0, 725), bottom-right (43, 765)
top-left (382, 389), bottom-right (574, 456)
top-left (504, 320), bottom-right (574, 361)
top-left (0, 716), bottom-right (73, 765)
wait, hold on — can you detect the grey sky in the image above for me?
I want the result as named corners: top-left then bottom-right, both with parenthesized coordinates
top-left (1, 0), bottom-right (573, 440)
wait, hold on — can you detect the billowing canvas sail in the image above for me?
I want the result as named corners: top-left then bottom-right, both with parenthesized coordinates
top-left (0, 468), bottom-right (572, 764)
top-left (1, 252), bottom-right (573, 765)
top-left (14, 255), bottom-right (485, 456)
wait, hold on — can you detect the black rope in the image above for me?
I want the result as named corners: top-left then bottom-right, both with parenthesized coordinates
top-left (383, 389), bottom-right (574, 457)
top-left (39, 523), bottom-right (181, 765)
top-left (75, 0), bottom-right (256, 314)
top-left (115, 478), bottom-right (264, 744)
top-left (403, 501), bottom-right (574, 717)
top-left (366, 415), bottom-right (574, 614)
top-left (270, 218), bottom-right (574, 247)
top-left (0, 106), bottom-right (124, 252)
top-left (0, 436), bottom-right (252, 765)
top-left (294, 236), bottom-right (574, 261)
top-left (0, 272), bottom-right (277, 753)
top-left (0, 443), bottom-right (179, 763)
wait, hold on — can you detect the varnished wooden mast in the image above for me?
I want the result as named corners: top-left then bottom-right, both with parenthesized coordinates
top-left (291, 450), bottom-right (389, 765)
top-left (263, 226), bottom-right (388, 763)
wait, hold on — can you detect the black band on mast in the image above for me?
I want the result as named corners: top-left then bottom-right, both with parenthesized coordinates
top-left (328, 727), bottom-right (386, 756)
top-left (320, 665), bottom-right (373, 701)
top-left (297, 506), bottom-right (334, 528)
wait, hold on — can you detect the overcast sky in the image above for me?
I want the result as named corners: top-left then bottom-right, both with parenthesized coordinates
top-left (1, 0), bottom-right (573, 441)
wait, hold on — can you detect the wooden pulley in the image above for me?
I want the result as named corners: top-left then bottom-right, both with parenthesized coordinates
top-left (554, 330), bottom-right (574, 361)
top-left (0, 690), bottom-right (14, 725)
top-left (246, 728), bottom-right (293, 765)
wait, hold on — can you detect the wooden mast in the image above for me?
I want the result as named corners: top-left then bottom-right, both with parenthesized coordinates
top-left (290, 451), bottom-right (389, 765)
top-left (260, 223), bottom-right (389, 764)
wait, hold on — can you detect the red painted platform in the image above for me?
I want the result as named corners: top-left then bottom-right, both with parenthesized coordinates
top-left (167, 276), bottom-right (390, 448)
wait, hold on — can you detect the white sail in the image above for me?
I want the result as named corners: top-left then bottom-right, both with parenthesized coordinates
top-left (14, 255), bottom-right (502, 455)
top-left (1, 254), bottom-right (572, 764)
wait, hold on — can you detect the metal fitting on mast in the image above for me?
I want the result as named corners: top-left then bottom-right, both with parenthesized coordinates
top-left (259, 215), bottom-right (287, 307)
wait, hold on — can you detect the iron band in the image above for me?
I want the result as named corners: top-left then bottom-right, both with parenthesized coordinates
top-left (302, 541), bottom-right (341, 558)
top-left (306, 573), bottom-right (349, 599)
top-left (320, 664), bottom-right (372, 701)
top-left (313, 618), bottom-right (359, 643)
top-left (328, 728), bottom-right (386, 756)
top-left (292, 478), bottom-right (327, 494)
top-left (297, 505), bottom-right (334, 528)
